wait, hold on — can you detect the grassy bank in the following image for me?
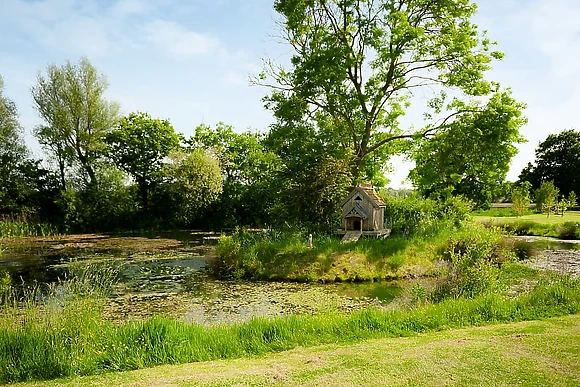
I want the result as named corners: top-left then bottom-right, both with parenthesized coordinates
top-left (211, 223), bottom-right (515, 282)
top-left (476, 212), bottom-right (580, 239)
top-left (1, 274), bottom-right (580, 384)
top-left (12, 314), bottom-right (580, 387)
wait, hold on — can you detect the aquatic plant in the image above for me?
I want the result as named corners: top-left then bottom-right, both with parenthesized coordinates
top-left (0, 220), bottom-right (60, 238)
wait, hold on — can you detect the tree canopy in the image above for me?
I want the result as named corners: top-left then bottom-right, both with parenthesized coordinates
top-left (32, 57), bottom-right (120, 188)
top-left (257, 0), bottom-right (523, 184)
top-left (519, 129), bottom-right (580, 198)
top-left (409, 91), bottom-right (526, 208)
top-left (105, 112), bottom-right (180, 210)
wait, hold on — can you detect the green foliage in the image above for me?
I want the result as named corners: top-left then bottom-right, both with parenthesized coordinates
top-left (1, 75), bottom-right (60, 218)
top-left (557, 191), bottom-right (577, 217)
top-left (32, 57), bottom-right (120, 188)
top-left (383, 194), bottom-right (473, 236)
top-left (162, 149), bottom-right (223, 226)
top-left (259, 0), bottom-right (522, 183)
top-left (473, 207), bottom-right (534, 217)
top-left (511, 181), bottom-right (532, 217)
top-left (0, 219), bottom-right (60, 237)
top-left (410, 91), bottom-right (526, 209)
top-left (520, 129), bottom-right (580, 198)
top-left (105, 112), bottom-right (180, 210)
top-left (56, 166), bottom-right (137, 232)
top-left (431, 225), bottom-right (511, 301)
top-left (187, 123), bottom-right (279, 228)
top-left (489, 220), bottom-right (554, 238)
top-left (555, 222), bottom-right (580, 239)
top-left (535, 181), bottom-right (559, 217)
top-left (0, 270), bottom-right (11, 305)
top-left (213, 228), bottom-right (425, 282)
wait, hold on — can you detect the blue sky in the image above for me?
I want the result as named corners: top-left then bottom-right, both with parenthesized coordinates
top-left (1, 0), bottom-right (579, 188)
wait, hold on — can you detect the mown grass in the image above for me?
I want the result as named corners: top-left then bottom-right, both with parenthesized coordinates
top-left (475, 211), bottom-right (580, 224)
top-left (473, 207), bottom-right (535, 217)
top-left (1, 274), bottom-right (579, 384)
top-left (477, 213), bottom-right (580, 240)
top-left (13, 314), bottom-right (580, 387)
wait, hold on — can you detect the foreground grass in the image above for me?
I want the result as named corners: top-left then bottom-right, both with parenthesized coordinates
top-left (2, 275), bottom-right (580, 384)
top-left (12, 314), bottom-right (580, 387)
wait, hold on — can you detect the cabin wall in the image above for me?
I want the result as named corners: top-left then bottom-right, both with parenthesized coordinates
top-left (340, 188), bottom-right (386, 231)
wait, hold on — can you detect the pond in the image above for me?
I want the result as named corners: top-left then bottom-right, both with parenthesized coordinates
top-left (511, 236), bottom-right (580, 278)
top-left (0, 232), bottom-right (411, 325)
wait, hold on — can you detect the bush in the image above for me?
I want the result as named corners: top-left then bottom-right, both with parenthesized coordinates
top-left (383, 194), bottom-right (472, 237)
top-left (555, 222), bottom-right (580, 239)
top-left (431, 225), bottom-right (511, 301)
top-left (510, 240), bottom-right (539, 260)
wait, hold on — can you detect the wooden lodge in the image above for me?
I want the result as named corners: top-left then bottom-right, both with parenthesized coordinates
top-left (337, 184), bottom-right (391, 242)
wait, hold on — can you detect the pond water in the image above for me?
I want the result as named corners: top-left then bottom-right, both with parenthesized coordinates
top-left (511, 236), bottom-right (580, 278)
top-left (0, 233), bottom-right (409, 325)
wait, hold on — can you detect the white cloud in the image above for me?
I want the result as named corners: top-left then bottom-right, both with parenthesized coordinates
top-left (144, 20), bottom-right (220, 58)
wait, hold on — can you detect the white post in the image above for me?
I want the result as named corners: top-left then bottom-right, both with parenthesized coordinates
top-left (308, 233), bottom-right (313, 248)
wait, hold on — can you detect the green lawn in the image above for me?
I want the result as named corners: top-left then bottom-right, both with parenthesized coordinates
top-left (475, 211), bottom-right (580, 225)
top-left (15, 314), bottom-right (580, 387)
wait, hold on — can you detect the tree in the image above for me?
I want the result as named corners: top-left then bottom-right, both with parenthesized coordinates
top-left (511, 181), bottom-right (531, 217)
top-left (1, 74), bottom-right (28, 212)
top-left (535, 181), bottom-right (559, 217)
top-left (558, 191), bottom-right (577, 217)
top-left (187, 123), bottom-right (279, 227)
top-left (409, 92), bottom-right (526, 208)
top-left (105, 112), bottom-right (180, 211)
top-left (257, 0), bottom-right (523, 183)
top-left (32, 57), bottom-right (120, 188)
top-left (519, 129), bottom-right (580, 198)
top-left (163, 149), bottom-right (223, 225)
top-left (0, 75), bottom-right (58, 216)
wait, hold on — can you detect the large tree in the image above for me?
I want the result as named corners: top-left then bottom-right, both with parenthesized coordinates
top-left (519, 129), bottom-right (580, 198)
top-left (32, 57), bottom-right (120, 188)
top-left (257, 0), bottom-right (524, 183)
top-left (409, 91), bottom-right (526, 208)
top-left (105, 112), bottom-right (180, 211)
top-left (0, 74), bottom-right (29, 213)
top-left (0, 75), bottom-right (59, 216)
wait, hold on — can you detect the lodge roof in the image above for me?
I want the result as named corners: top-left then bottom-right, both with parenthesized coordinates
top-left (339, 184), bottom-right (387, 209)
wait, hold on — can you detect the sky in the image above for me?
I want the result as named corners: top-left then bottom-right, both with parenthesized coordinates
top-left (1, 0), bottom-right (579, 188)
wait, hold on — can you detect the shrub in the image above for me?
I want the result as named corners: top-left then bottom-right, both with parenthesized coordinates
top-left (510, 240), bottom-right (539, 260)
top-left (431, 225), bottom-right (510, 301)
top-left (383, 194), bottom-right (472, 237)
top-left (555, 222), bottom-right (580, 239)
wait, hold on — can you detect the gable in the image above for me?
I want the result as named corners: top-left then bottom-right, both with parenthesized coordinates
top-left (344, 202), bottom-right (369, 219)
top-left (340, 186), bottom-right (386, 209)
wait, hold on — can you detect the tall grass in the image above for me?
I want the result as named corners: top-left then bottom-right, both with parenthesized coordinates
top-left (0, 220), bottom-right (60, 237)
top-left (212, 228), bottom-right (444, 282)
top-left (1, 275), bottom-right (578, 384)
